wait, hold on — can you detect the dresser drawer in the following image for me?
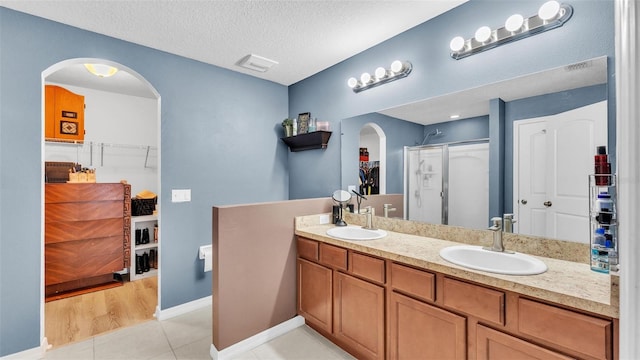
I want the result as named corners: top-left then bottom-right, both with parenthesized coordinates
top-left (442, 277), bottom-right (504, 325)
top-left (391, 262), bottom-right (435, 302)
top-left (45, 218), bottom-right (124, 244)
top-left (349, 252), bottom-right (385, 284)
top-left (518, 298), bottom-right (612, 359)
top-left (320, 243), bottom-right (347, 270)
top-left (297, 237), bottom-right (319, 261)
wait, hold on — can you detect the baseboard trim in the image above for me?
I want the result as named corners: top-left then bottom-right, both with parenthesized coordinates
top-left (209, 316), bottom-right (305, 360)
top-left (156, 295), bottom-right (212, 321)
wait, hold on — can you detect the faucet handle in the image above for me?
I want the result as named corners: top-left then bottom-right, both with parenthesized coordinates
top-left (384, 203), bottom-right (392, 208)
top-left (491, 217), bottom-right (502, 228)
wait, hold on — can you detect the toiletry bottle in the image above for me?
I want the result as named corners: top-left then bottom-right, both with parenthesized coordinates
top-left (595, 192), bottom-right (613, 224)
top-left (591, 227), bottom-right (609, 273)
top-left (594, 146), bottom-right (611, 185)
top-left (593, 227), bottom-right (606, 246)
top-left (292, 117), bottom-right (298, 136)
top-left (308, 117), bottom-right (317, 132)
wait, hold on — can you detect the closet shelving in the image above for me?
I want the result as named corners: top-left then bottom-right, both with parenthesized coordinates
top-left (130, 214), bottom-right (159, 281)
top-left (45, 139), bottom-right (158, 167)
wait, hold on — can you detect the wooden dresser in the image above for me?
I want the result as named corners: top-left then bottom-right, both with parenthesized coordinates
top-left (45, 183), bottom-right (131, 301)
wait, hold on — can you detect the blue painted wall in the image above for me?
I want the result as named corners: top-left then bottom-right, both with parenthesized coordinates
top-left (0, 8), bottom-right (288, 356)
top-left (288, 0), bottom-right (615, 200)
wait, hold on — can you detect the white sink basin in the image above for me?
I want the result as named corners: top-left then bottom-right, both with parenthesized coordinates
top-left (439, 245), bottom-right (547, 275)
top-left (326, 226), bottom-right (387, 241)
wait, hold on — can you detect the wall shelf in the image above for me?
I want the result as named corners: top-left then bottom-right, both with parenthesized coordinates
top-left (281, 131), bottom-right (332, 152)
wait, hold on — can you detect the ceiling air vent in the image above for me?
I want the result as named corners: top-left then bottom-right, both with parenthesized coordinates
top-left (237, 54), bottom-right (278, 73)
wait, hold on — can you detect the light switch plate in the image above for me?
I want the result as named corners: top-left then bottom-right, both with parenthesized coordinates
top-left (172, 189), bottom-right (191, 203)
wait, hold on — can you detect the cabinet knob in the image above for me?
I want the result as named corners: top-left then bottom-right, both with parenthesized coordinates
top-left (520, 199), bottom-right (528, 205)
top-left (544, 201), bottom-right (553, 207)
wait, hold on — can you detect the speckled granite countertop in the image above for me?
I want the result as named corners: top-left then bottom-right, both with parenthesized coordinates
top-left (295, 214), bottom-right (619, 319)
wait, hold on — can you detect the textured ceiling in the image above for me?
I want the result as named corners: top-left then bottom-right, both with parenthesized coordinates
top-left (0, 0), bottom-right (467, 86)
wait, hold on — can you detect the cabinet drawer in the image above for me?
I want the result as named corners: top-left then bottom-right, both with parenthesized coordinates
top-left (297, 237), bottom-right (319, 261)
top-left (46, 201), bottom-right (124, 222)
top-left (518, 298), bottom-right (612, 359)
top-left (349, 252), bottom-right (385, 284)
top-left (443, 277), bottom-right (504, 325)
top-left (391, 263), bottom-right (435, 302)
top-left (320, 243), bottom-right (347, 270)
top-left (45, 218), bottom-right (124, 244)
top-left (45, 236), bottom-right (124, 285)
top-left (476, 325), bottom-right (573, 360)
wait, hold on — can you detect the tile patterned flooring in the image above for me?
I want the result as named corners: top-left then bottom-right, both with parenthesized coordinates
top-left (41, 306), bottom-right (354, 360)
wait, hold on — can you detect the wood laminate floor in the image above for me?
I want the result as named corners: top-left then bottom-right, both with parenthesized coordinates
top-left (45, 276), bottom-right (157, 348)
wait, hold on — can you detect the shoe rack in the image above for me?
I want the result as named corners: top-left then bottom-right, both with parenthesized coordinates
top-left (130, 214), bottom-right (159, 281)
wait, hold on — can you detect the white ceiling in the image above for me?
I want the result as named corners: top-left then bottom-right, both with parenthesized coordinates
top-left (0, 0), bottom-right (467, 86)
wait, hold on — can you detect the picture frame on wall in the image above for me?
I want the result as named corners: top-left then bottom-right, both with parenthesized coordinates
top-left (297, 112), bottom-right (310, 134)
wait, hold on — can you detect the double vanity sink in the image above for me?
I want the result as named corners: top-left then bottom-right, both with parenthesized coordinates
top-left (326, 225), bottom-right (548, 276)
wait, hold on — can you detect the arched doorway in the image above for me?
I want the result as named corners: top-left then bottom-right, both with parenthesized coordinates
top-left (41, 58), bottom-right (161, 348)
top-left (359, 123), bottom-right (386, 195)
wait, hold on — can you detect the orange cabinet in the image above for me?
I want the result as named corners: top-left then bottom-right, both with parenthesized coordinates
top-left (333, 271), bottom-right (385, 360)
top-left (45, 85), bottom-right (85, 142)
top-left (476, 325), bottom-right (572, 360)
top-left (297, 258), bottom-right (333, 334)
top-left (389, 292), bottom-right (466, 360)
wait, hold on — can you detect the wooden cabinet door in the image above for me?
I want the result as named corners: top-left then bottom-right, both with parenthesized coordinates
top-left (334, 272), bottom-right (384, 360)
top-left (476, 325), bottom-right (574, 360)
top-left (390, 292), bottom-right (466, 360)
top-left (297, 258), bottom-right (332, 334)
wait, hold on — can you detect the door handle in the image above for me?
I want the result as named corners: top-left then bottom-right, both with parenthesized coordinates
top-left (544, 201), bottom-right (552, 207)
top-left (520, 199), bottom-right (527, 205)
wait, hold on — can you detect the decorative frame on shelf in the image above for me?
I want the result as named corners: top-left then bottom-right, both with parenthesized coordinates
top-left (297, 112), bottom-right (310, 134)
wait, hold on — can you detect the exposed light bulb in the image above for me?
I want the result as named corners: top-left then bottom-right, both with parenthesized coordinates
top-left (347, 77), bottom-right (358, 88)
top-left (84, 63), bottom-right (118, 78)
top-left (538, 1), bottom-right (561, 21)
top-left (474, 26), bottom-right (492, 43)
top-left (360, 72), bottom-right (372, 84)
top-left (374, 67), bottom-right (387, 80)
top-left (390, 60), bottom-right (404, 73)
top-left (505, 14), bottom-right (524, 32)
top-left (449, 36), bottom-right (465, 52)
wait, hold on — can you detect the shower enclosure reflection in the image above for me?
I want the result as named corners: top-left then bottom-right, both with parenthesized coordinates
top-left (405, 140), bottom-right (489, 228)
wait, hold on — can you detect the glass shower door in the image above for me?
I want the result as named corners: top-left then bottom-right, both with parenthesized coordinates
top-left (405, 146), bottom-right (444, 224)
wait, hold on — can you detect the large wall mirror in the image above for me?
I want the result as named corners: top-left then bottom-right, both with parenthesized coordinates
top-left (340, 56), bottom-right (609, 244)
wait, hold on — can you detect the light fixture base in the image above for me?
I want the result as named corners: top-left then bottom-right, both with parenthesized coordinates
top-left (450, 3), bottom-right (573, 60)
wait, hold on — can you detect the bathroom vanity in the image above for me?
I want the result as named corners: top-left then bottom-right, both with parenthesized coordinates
top-left (295, 214), bottom-right (618, 360)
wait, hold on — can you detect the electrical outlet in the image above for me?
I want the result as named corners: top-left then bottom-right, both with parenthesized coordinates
top-left (319, 214), bottom-right (330, 224)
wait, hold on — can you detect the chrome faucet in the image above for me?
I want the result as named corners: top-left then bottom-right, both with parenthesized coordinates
top-left (503, 213), bottom-right (516, 233)
top-left (383, 203), bottom-right (396, 218)
top-left (484, 217), bottom-right (506, 252)
top-left (362, 206), bottom-right (377, 230)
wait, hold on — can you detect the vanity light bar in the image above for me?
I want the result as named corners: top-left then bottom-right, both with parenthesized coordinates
top-left (449, 1), bottom-right (573, 60)
top-left (347, 60), bottom-right (412, 93)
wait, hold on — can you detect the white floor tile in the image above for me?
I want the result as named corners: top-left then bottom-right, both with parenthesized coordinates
top-left (41, 304), bottom-right (349, 360)
top-left (44, 338), bottom-right (94, 360)
top-left (173, 336), bottom-right (213, 360)
top-left (161, 307), bottom-right (212, 349)
top-left (93, 321), bottom-right (172, 360)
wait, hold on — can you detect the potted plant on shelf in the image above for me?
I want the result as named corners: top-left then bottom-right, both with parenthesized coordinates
top-left (282, 118), bottom-right (294, 137)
